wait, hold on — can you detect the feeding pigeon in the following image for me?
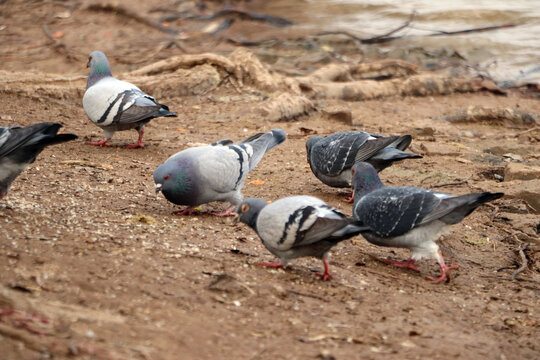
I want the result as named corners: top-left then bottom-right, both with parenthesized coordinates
top-left (234, 195), bottom-right (366, 280)
top-left (83, 51), bottom-right (177, 148)
top-left (306, 132), bottom-right (422, 202)
top-left (351, 162), bottom-right (504, 283)
top-left (154, 129), bottom-right (286, 216)
top-left (0, 123), bottom-right (78, 199)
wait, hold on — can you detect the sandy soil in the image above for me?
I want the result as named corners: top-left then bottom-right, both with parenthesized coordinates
top-left (0, 1), bottom-right (539, 359)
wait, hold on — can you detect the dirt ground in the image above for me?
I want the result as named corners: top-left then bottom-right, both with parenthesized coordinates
top-left (1, 1), bottom-right (539, 359)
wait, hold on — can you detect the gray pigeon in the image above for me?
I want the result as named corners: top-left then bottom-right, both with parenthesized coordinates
top-left (306, 132), bottom-right (421, 201)
top-left (234, 195), bottom-right (366, 280)
top-left (154, 129), bottom-right (286, 216)
top-left (0, 123), bottom-right (78, 199)
top-left (351, 162), bottom-right (504, 283)
top-left (83, 51), bottom-right (177, 148)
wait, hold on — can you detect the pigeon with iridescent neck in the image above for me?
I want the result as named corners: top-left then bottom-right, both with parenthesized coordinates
top-left (351, 162), bottom-right (504, 283)
top-left (83, 51), bottom-right (177, 148)
top-left (154, 129), bottom-right (286, 216)
top-left (235, 195), bottom-right (367, 280)
top-left (0, 123), bottom-right (77, 199)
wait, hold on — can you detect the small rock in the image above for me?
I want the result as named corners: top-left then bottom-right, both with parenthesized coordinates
top-left (504, 163), bottom-right (540, 181)
top-left (503, 153), bottom-right (523, 162)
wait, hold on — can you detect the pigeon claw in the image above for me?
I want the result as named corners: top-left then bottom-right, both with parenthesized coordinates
top-left (213, 206), bottom-right (236, 217)
top-left (126, 142), bottom-right (144, 149)
top-left (173, 207), bottom-right (201, 216)
top-left (88, 139), bottom-right (111, 147)
top-left (126, 128), bottom-right (145, 149)
top-left (343, 190), bottom-right (354, 203)
top-left (427, 264), bottom-right (458, 283)
top-left (384, 258), bottom-right (420, 272)
top-left (257, 261), bottom-right (284, 269)
top-left (315, 272), bottom-right (334, 281)
top-left (315, 257), bottom-right (335, 281)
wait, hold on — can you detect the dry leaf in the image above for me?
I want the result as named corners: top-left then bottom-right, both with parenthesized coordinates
top-left (249, 180), bottom-right (265, 185)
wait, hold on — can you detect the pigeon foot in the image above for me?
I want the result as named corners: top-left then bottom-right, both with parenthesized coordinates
top-left (427, 251), bottom-right (458, 283)
top-left (88, 139), bottom-right (110, 147)
top-left (126, 142), bottom-right (144, 149)
top-left (257, 261), bottom-right (284, 269)
top-left (343, 190), bottom-right (354, 203)
top-left (315, 257), bottom-right (335, 281)
top-left (427, 264), bottom-right (458, 283)
top-left (384, 258), bottom-right (420, 272)
top-left (126, 128), bottom-right (145, 149)
top-left (213, 206), bottom-right (236, 217)
top-left (173, 207), bottom-right (201, 216)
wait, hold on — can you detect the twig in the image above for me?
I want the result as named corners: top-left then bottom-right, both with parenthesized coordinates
top-left (512, 244), bottom-right (529, 280)
top-left (362, 11), bottom-right (417, 43)
top-left (431, 179), bottom-right (468, 188)
top-left (287, 289), bottom-right (329, 302)
top-left (86, 3), bottom-right (178, 35)
top-left (428, 23), bottom-right (520, 37)
top-left (513, 126), bottom-right (540, 137)
top-left (161, 8), bottom-right (293, 27)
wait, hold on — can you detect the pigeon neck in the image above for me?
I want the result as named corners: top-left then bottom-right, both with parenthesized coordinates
top-left (352, 170), bottom-right (384, 201)
top-left (87, 64), bottom-right (112, 89)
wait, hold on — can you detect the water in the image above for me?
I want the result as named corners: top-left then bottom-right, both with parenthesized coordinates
top-left (261, 0), bottom-right (540, 83)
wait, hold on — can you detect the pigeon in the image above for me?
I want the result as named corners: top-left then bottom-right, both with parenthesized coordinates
top-left (234, 195), bottom-right (367, 280)
top-left (154, 129), bottom-right (286, 216)
top-left (351, 162), bottom-right (504, 283)
top-left (83, 51), bottom-right (177, 148)
top-left (0, 123), bottom-right (78, 199)
top-left (306, 132), bottom-right (422, 201)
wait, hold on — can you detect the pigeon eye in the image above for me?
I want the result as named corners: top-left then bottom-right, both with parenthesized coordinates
top-left (351, 169), bottom-right (355, 174)
top-left (89, 56), bottom-right (92, 61)
top-left (164, 175), bottom-right (170, 180)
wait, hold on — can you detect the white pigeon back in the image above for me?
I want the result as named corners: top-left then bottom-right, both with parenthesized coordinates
top-left (83, 77), bottom-right (140, 126)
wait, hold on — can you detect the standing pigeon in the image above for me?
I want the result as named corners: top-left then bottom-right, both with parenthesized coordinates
top-left (154, 129), bottom-right (286, 216)
top-left (0, 123), bottom-right (78, 199)
top-left (83, 51), bottom-right (177, 148)
top-left (351, 162), bottom-right (504, 283)
top-left (306, 132), bottom-right (421, 201)
top-left (234, 195), bottom-right (366, 280)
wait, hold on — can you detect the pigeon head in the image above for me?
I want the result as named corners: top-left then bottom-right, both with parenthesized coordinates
top-left (234, 198), bottom-right (268, 231)
top-left (86, 51), bottom-right (112, 89)
top-left (305, 136), bottom-right (323, 161)
top-left (153, 159), bottom-right (198, 205)
top-left (351, 162), bottom-right (384, 197)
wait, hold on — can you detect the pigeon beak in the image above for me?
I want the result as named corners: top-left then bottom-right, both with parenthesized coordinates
top-left (232, 213), bottom-right (240, 224)
top-left (155, 183), bottom-right (162, 194)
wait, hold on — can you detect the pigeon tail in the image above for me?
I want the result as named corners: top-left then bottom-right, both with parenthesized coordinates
top-left (436, 192), bottom-right (504, 225)
top-left (245, 129), bottom-right (286, 171)
top-left (30, 123), bottom-right (78, 148)
top-left (158, 105), bottom-right (177, 118)
top-left (390, 134), bottom-right (413, 151)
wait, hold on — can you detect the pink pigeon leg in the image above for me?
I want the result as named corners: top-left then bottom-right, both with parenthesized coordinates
top-left (343, 190), bottom-right (354, 203)
top-left (316, 257), bottom-right (335, 281)
top-left (126, 128), bottom-right (145, 149)
top-left (213, 205), bottom-right (236, 217)
top-left (427, 250), bottom-right (458, 283)
top-left (384, 258), bottom-right (420, 272)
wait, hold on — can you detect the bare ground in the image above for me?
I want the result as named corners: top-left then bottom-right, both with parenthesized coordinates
top-left (0, 1), bottom-right (539, 359)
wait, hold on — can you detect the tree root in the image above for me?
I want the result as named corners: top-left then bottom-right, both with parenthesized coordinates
top-left (444, 106), bottom-right (538, 126)
top-left (258, 93), bottom-right (316, 122)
